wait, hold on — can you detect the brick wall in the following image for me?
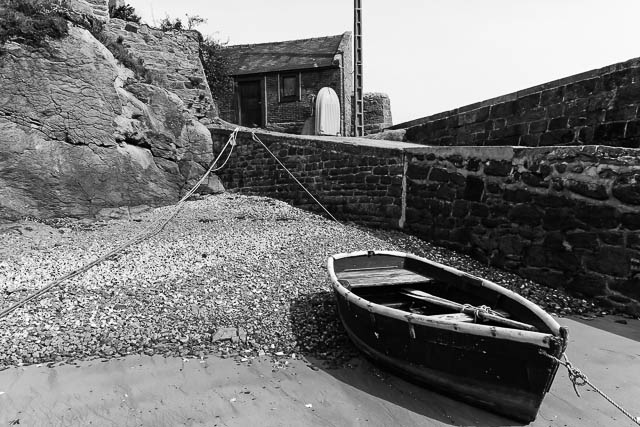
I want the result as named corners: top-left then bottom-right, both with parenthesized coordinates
top-left (104, 20), bottom-right (217, 120)
top-left (393, 57), bottom-right (640, 148)
top-left (364, 92), bottom-right (393, 135)
top-left (210, 128), bottom-right (640, 314)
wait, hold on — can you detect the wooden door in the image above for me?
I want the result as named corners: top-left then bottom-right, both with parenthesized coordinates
top-left (238, 80), bottom-right (263, 127)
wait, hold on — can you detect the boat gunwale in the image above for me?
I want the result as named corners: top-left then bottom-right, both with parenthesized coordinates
top-left (328, 250), bottom-right (562, 349)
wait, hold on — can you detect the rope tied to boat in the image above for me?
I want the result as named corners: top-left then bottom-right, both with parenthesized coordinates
top-left (539, 350), bottom-right (640, 425)
top-left (462, 303), bottom-right (500, 322)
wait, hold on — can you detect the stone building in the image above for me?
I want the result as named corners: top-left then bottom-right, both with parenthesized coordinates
top-left (219, 33), bottom-right (353, 136)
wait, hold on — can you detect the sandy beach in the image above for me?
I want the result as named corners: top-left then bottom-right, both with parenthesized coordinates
top-left (1, 194), bottom-right (638, 426)
top-left (1, 317), bottom-right (639, 426)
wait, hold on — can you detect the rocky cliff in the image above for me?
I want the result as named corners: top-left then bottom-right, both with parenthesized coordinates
top-left (0, 10), bottom-right (218, 220)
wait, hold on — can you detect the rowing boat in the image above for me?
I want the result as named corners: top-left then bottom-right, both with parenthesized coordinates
top-left (327, 250), bottom-right (568, 422)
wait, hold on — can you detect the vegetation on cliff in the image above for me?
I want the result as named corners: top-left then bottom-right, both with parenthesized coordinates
top-left (200, 37), bottom-right (233, 105)
top-left (108, 3), bottom-right (141, 23)
top-left (0, 0), bottom-right (69, 50)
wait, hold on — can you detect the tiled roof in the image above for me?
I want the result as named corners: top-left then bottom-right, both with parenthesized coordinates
top-left (224, 33), bottom-right (350, 76)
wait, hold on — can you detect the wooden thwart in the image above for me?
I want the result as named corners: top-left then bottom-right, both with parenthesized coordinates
top-left (402, 288), bottom-right (537, 331)
top-left (338, 267), bottom-right (432, 288)
top-left (423, 312), bottom-right (475, 323)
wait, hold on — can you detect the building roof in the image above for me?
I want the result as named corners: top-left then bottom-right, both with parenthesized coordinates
top-left (224, 32), bottom-right (351, 76)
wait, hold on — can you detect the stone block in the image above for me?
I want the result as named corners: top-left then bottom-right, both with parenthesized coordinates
top-left (542, 207), bottom-right (582, 231)
top-left (407, 164), bottom-right (429, 180)
top-left (564, 78), bottom-right (598, 100)
top-left (628, 233), bottom-right (640, 250)
top-left (508, 204), bottom-right (542, 226)
top-left (578, 126), bottom-right (595, 144)
top-left (520, 134), bottom-right (541, 147)
top-left (524, 245), bottom-right (547, 267)
top-left (621, 212), bottom-right (640, 230)
top-left (498, 234), bottom-right (525, 255)
top-left (503, 188), bottom-right (532, 203)
top-left (612, 173), bottom-right (640, 205)
top-left (548, 116), bottom-right (569, 130)
top-left (529, 119), bottom-right (548, 133)
top-left (429, 167), bottom-right (450, 182)
top-left (605, 106), bottom-right (638, 122)
top-left (585, 246), bottom-right (630, 276)
top-left (594, 122), bottom-right (626, 142)
top-left (546, 103), bottom-right (565, 119)
top-left (517, 92), bottom-right (542, 111)
top-left (521, 172), bottom-right (547, 188)
top-left (610, 277), bottom-right (640, 300)
top-left (463, 176), bottom-right (485, 201)
top-left (615, 82), bottom-right (640, 104)
top-left (484, 160), bottom-right (512, 177)
top-left (452, 200), bottom-right (469, 218)
top-left (469, 202), bottom-right (489, 218)
top-left (490, 100), bottom-right (518, 118)
top-left (540, 129), bottom-right (575, 146)
top-left (576, 204), bottom-right (619, 228)
top-left (566, 232), bottom-right (599, 250)
top-left (565, 178), bottom-right (609, 200)
top-left (567, 272), bottom-right (608, 297)
top-left (541, 87), bottom-right (564, 105)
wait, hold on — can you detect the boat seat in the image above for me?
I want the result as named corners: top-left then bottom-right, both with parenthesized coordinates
top-left (338, 267), bottom-right (433, 288)
top-left (423, 313), bottom-right (475, 323)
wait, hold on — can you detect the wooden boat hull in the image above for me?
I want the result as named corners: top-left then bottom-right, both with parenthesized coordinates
top-left (328, 251), bottom-right (568, 423)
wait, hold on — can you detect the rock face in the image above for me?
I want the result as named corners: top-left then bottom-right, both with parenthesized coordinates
top-left (0, 25), bottom-right (215, 220)
top-left (104, 19), bottom-right (218, 121)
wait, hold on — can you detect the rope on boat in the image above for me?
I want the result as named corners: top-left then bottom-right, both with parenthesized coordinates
top-left (251, 131), bottom-right (342, 225)
top-left (461, 303), bottom-right (503, 322)
top-left (539, 350), bottom-right (640, 425)
top-left (0, 128), bottom-right (240, 321)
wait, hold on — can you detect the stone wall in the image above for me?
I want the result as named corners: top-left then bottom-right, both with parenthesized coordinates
top-left (210, 128), bottom-right (640, 314)
top-left (392, 57), bottom-right (640, 149)
top-left (211, 129), bottom-right (405, 228)
top-left (363, 92), bottom-right (392, 135)
top-left (83, 0), bottom-right (110, 21)
top-left (104, 19), bottom-right (217, 120)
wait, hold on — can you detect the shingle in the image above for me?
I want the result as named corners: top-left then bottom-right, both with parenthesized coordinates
top-left (224, 33), bottom-right (349, 76)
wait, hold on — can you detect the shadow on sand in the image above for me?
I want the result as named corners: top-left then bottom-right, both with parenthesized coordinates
top-left (289, 290), bottom-right (524, 427)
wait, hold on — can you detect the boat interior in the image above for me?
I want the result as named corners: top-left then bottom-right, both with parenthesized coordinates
top-left (333, 254), bottom-right (554, 334)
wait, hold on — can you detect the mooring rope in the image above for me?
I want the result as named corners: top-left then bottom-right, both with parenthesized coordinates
top-left (539, 350), bottom-right (640, 425)
top-left (0, 128), bottom-right (240, 321)
top-left (250, 131), bottom-right (342, 225)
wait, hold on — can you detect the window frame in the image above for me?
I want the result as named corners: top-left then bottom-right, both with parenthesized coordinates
top-left (279, 72), bottom-right (300, 103)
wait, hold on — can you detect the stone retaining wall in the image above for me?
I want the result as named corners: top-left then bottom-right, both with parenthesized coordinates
top-left (211, 128), bottom-right (640, 314)
top-left (211, 129), bottom-right (405, 228)
top-left (392, 57), bottom-right (640, 149)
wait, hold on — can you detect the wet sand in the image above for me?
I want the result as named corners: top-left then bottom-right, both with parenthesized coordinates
top-left (1, 317), bottom-right (638, 426)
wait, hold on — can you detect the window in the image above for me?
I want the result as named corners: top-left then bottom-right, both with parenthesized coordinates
top-left (279, 73), bottom-right (299, 102)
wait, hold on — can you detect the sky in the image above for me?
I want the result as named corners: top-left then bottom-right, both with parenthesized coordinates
top-left (126, 0), bottom-right (640, 126)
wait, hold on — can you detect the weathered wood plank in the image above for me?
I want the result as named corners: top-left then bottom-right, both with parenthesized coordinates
top-left (338, 268), bottom-right (432, 288)
top-left (402, 288), bottom-right (537, 332)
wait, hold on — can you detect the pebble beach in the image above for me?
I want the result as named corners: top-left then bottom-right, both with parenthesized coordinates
top-left (0, 193), bottom-right (606, 370)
